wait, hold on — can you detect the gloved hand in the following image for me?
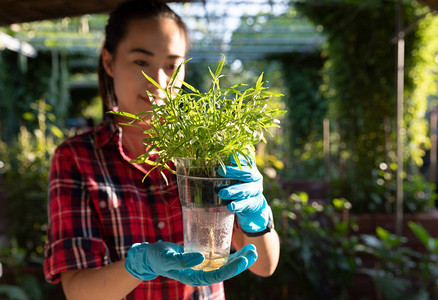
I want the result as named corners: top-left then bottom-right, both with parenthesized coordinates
top-left (125, 241), bottom-right (257, 286)
top-left (217, 154), bottom-right (273, 235)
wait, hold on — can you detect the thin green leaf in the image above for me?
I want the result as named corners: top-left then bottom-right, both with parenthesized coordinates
top-left (168, 59), bottom-right (191, 92)
top-left (181, 81), bottom-right (200, 93)
top-left (107, 110), bottom-right (142, 120)
top-left (208, 67), bottom-right (215, 81)
top-left (118, 123), bottom-right (145, 131)
top-left (162, 161), bottom-right (176, 174)
top-left (141, 165), bottom-right (159, 182)
top-left (142, 71), bottom-right (166, 95)
top-left (215, 55), bottom-right (225, 77)
top-left (255, 72), bottom-right (264, 89)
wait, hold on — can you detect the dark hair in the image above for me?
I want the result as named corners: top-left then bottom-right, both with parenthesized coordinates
top-left (98, 0), bottom-right (189, 114)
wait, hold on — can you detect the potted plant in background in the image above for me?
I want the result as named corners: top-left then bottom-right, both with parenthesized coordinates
top-left (110, 56), bottom-right (285, 270)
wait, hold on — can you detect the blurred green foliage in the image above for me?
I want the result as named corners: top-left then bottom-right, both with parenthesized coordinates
top-left (271, 194), bottom-right (359, 299)
top-left (357, 223), bottom-right (438, 299)
top-left (226, 186), bottom-right (438, 299)
top-left (0, 50), bottom-right (52, 141)
top-left (0, 100), bottom-right (64, 299)
top-left (0, 100), bottom-right (63, 259)
top-left (279, 52), bottom-right (327, 179)
top-left (0, 239), bottom-right (63, 300)
top-left (1, 2), bottom-right (438, 299)
top-left (295, 1), bottom-right (438, 212)
top-left (226, 191), bottom-right (360, 300)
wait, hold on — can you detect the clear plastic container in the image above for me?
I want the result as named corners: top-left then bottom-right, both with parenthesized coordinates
top-left (174, 157), bottom-right (235, 271)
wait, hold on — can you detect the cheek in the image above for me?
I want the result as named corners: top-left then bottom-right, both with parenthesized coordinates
top-left (113, 58), bottom-right (143, 81)
top-left (113, 68), bottom-right (143, 92)
top-left (112, 73), bottom-right (138, 106)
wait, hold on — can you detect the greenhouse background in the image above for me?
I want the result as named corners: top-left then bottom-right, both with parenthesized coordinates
top-left (1, 0), bottom-right (438, 299)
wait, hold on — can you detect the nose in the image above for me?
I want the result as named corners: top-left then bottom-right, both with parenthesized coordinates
top-left (145, 67), bottom-right (169, 95)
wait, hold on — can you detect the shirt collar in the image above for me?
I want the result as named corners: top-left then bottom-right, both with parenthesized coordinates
top-left (95, 115), bottom-right (120, 149)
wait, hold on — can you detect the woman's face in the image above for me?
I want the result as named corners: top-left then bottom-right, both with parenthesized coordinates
top-left (102, 17), bottom-right (187, 115)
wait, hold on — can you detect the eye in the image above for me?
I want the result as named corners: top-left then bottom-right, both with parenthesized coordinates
top-left (134, 60), bottom-right (148, 67)
top-left (165, 64), bottom-right (177, 71)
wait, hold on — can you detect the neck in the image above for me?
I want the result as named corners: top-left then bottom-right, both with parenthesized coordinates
top-left (118, 122), bottom-right (147, 159)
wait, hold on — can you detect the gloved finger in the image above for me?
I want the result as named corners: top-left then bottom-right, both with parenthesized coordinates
top-left (178, 252), bottom-right (206, 269)
top-left (163, 268), bottom-right (205, 286)
top-left (217, 164), bottom-right (262, 182)
top-left (149, 242), bottom-right (205, 272)
top-left (160, 251), bottom-right (205, 271)
top-left (226, 194), bottom-right (265, 213)
top-left (201, 247), bottom-right (257, 284)
top-left (165, 264), bottom-right (240, 287)
top-left (239, 208), bottom-right (271, 233)
top-left (164, 245), bottom-right (257, 286)
top-left (229, 244), bottom-right (257, 260)
top-left (218, 181), bottom-right (262, 200)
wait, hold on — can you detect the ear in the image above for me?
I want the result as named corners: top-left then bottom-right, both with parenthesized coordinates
top-left (101, 48), bottom-right (114, 77)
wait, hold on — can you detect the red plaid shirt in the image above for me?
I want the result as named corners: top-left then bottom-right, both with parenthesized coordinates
top-left (44, 117), bottom-right (225, 300)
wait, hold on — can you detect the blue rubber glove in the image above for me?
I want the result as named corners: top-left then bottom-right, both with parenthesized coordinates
top-left (125, 241), bottom-right (257, 286)
top-left (217, 154), bottom-right (273, 235)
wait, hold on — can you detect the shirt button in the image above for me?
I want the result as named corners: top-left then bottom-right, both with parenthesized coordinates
top-left (149, 185), bottom-right (156, 192)
top-left (99, 201), bottom-right (107, 208)
top-left (157, 221), bottom-right (165, 229)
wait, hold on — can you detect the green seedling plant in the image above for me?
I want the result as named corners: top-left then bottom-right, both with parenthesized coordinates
top-left (109, 56), bottom-right (285, 181)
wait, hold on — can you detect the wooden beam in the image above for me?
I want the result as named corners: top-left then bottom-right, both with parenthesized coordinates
top-left (0, 0), bottom-right (190, 26)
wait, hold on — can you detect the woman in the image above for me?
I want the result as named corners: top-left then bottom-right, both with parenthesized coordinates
top-left (43, 1), bottom-right (280, 299)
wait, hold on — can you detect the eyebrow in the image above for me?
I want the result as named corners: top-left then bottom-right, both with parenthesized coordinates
top-left (130, 48), bottom-right (153, 56)
top-left (130, 48), bottom-right (185, 59)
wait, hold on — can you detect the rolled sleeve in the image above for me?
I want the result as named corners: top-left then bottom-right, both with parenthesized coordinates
top-left (44, 237), bottom-right (110, 283)
top-left (44, 141), bottom-right (109, 283)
